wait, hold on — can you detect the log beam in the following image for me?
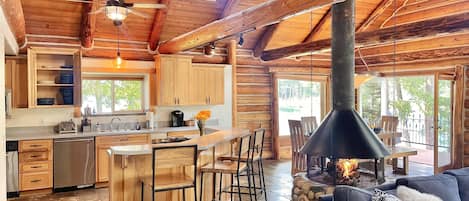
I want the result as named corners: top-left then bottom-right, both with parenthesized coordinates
top-left (261, 12), bottom-right (469, 61)
top-left (303, 8), bottom-right (331, 42)
top-left (356, 0), bottom-right (406, 32)
top-left (0, 0), bottom-right (26, 46)
top-left (148, 0), bottom-right (171, 51)
top-left (253, 24), bottom-right (279, 57)
top-left (221, 0), bottom-right (240, 18)
top-left (157, 0), bottom-right (344, 54)
top-left (80, 0), bottom-right (97, 48)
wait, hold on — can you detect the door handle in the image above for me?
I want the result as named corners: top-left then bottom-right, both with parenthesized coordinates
top-left (209, 96), bottom-right (211, 104)
top-left (30, 155), bottom-right (41, 158)
top-left (30, 179), bottom-right (41, 183)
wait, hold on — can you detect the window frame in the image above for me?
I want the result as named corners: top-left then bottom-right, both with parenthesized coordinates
top-left (82, 75), bottom-right (145, 115)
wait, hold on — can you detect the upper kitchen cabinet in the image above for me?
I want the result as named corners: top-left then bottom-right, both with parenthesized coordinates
top-left (27, 47), bottom-right (81, 112)
top-left (156, 55), bottom-right (192, 106)
top-left (5, 56), bottom-right (28, 108)
top-left (191, 64), bottom-right (225, 105)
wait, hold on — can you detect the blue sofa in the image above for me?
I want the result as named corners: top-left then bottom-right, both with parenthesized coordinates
top-left (319, 167), bottom-right (469, 201)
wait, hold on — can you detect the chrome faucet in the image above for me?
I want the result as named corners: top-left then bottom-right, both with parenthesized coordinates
top-left (110, 117), bottom-right (122, 131)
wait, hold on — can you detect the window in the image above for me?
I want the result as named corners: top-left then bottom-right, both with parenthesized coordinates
top-left (82, 77), bottom-right (144, 114)
top-left (277, 79), bottom-right (322, 136)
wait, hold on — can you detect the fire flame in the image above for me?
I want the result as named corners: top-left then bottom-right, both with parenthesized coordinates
top-left (337, 159), bottom-right (359, 178)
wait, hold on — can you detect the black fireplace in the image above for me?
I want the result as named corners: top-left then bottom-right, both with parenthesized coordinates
top-left (300, 0), bottom-right (389, 185)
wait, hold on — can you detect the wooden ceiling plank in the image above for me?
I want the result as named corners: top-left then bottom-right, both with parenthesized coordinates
top-left (148, 0), bottom-right (171, 51)
top-left (253, 24), bottom-right (280, 57)
top-left (361, 0), bottom-right (407, 31)
top-left (356, 0), bottom-right (395, 32)
top-left (261, 12), bottom-right (469, 61)
top-left (0, 0), bottom-right (26, 47)
top-left (157, 0), bottom-right (344, 54)
top-left (303, 8), bottom-right (331, 42)
top-left (221, 0), bottom-right (240, 18)
top-left (80, 0), bottom-right (97, 48)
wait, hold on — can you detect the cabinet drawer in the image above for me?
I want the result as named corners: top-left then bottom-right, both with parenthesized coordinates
top-left (96, 134), bottom-right (150, 147)
top-left (20, 172), bottom-right (52, 191)
top-left (20, 161), bottom-right (51, 173)
top-left (20, 140), bottom-right (52, 152)
top-left (20, 151), bottom-right (50, 163)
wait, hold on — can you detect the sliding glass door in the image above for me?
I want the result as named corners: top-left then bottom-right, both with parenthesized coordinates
top-left (434, 75), bottom-right (453, 173)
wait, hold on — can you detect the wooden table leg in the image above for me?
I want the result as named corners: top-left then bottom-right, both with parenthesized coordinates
top-left (403, 156), bottom-right (409, 175)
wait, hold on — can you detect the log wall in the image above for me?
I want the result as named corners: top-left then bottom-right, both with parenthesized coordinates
top-left (464, 66), bottom-right (469, 166)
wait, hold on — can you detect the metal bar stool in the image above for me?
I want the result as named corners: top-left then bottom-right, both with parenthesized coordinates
top-left (218, 128), bottom-right (268, 201)
top-left (200, 134), bottom-right (252, 201)
top-left (141, 144), bottom-right (198, 201)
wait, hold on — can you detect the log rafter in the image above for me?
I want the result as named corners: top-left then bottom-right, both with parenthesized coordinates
top-left (0, 0), bottom-right (26, 47)
top-left (157, 0), bottom-right (344, 54)
top-left (356, 0), bottom-right (406, 32)
top-left (261, 12), bottom-right (469, 61)
top-left (148, 0), bottom-right (171, 51)
top-left (253, 24), bottom-right (280, 57)
top-left (80, 0), bottom-right (97, 48)
top-left (303, 8), bottom-right (331, 42)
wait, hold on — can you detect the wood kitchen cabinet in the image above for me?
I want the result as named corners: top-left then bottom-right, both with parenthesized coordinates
top-left (18, 139), bottom-right (53, 191)
top-left (157, 55), bottom-right (192, 106)
top-left (191, 64), bottom-right (225, 105)
top-left (5, 56), bottom-right (28, 108)
top-left (95, 134), bottom-right (151, 184)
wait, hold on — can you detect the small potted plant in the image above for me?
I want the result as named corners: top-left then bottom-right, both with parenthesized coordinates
top-left (195, 110), bottom-right (211, 136)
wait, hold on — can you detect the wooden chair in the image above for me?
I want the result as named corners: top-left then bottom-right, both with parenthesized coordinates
top-left (301, 116), bottom-right (318, 136)
top-left (381, 116), bottom-right (399, 146)
top-left (200, 134), bottom-right (253, 201)
top-left (289, 120), bottom-right (308, 175)
top-left (141, 144), bottom-right (198, 201)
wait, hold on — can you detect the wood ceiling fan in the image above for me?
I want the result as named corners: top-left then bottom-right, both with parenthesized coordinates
top-left (67, 0), bottom-right (167, 26)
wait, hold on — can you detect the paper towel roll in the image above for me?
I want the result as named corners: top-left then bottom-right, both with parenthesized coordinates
top-left (146, 111), bottom-right (154, 129)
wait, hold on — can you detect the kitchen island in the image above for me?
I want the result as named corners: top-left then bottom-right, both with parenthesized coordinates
top-left (108, 128), bottom-right (250, 201)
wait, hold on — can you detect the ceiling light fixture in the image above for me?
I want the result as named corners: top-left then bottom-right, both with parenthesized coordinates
top-left (106, 6), bottom-right (128, 26)
top-left (238, 33), bottom-right (244, 47)
top-left (115, 26), bottom-right (123, 68)
top-left (204, 42), bottom-right (216, 56)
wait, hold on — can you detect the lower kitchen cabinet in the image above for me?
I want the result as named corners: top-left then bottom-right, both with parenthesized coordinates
top-left (95, 134), bottom-right (151, 183)
top-left (18, 139), bottom-right (53, 191)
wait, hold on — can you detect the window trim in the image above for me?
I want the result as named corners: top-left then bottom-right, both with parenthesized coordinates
top-left (82, 75), bottom-right (146, 115)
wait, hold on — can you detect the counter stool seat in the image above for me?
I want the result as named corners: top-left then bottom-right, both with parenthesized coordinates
top-left (201, 161), bottom-right (248, 174)
top-left (142, 174), bottom-right (194, 191)
top-left (217, 153), bottom-right (261, 162)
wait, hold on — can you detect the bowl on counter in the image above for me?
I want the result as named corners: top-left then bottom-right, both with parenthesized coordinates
top-left (37, 98), bottom-right (55, 105)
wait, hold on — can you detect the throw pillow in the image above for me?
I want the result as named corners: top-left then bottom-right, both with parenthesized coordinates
top-left (397, 186), bottom-right (443, 201)
top-left (372, 189), bottom-right (401, 201)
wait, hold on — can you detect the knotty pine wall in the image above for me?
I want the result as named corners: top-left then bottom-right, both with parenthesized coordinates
top-left (236, 64), bottom-right (274, 159)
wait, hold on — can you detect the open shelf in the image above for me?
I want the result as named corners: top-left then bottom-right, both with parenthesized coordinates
top-left (35, 105), bottom-right (74, 109)
top-left (36, 84), bottom-right (74, 87)
top-left (37, 67), bottom-right (74, 71)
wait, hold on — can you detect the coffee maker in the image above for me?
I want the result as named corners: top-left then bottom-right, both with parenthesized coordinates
top-left (170, 110), bottom-right (184, 127)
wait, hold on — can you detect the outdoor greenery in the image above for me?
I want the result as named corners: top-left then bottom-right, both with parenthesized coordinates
top-left (82, 79), bottom-right (143, 113)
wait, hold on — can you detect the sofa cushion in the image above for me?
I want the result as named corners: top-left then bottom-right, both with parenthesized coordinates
top-left (372, 189), bottom-right (401, 201)
top-left (397, 174), bottom-right (462, 201)
top-left (396, 185), bottom-right (443, 201)
top-left (334, 186), bottom-right (373, 201)
top-left (444, 167), bottom-right (469, 201)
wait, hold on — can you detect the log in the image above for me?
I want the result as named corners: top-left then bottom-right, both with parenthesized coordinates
top-left (303, 8), bottom-right (331, 42)
top-left (80, 0), bottom-right (98, 48)
top-left (221, 0), bottom-right (240, 18)
top-left (158, 0), bottom-right (344, 54)
top-left (253, 24), bottom-right (279, 57)
top-left (355, 0), bottom-right (407, 32)
top-left (148, 0), bottom-right (171, 51)
top-left (261, 12), bottom-right (469, 61)
top-left (0, 0), bottom-right (26, 46)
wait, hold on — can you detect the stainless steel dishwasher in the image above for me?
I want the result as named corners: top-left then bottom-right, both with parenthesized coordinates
top-left (53, 137), bottom-right (95, 190)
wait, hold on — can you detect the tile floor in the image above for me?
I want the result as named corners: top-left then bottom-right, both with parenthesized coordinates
top-left (9, 160), bottom-right (433, 201)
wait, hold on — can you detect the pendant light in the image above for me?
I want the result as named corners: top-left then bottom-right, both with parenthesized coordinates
top-left (115, 25), bottom-right (123, 68)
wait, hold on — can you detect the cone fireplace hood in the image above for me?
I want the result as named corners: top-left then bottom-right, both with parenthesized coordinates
top-left (300, 0), bottom-right (389, 159)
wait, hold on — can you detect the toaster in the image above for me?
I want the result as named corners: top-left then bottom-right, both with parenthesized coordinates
top-left (56, 120), bottom-right (77, 134)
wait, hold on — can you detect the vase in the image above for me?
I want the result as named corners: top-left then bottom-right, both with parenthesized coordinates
top-left (197, 120), bottom-right (206, 136)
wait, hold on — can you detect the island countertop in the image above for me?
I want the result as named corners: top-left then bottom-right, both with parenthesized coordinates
top-left (109, 128), bottom-right (250, 155)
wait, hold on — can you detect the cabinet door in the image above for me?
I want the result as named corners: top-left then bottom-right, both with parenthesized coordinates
top-left (211, 68), bottom-right (225, 105)
top-left (190, 67), bottom-right (208, 105)
top-left (159, 58), bottom-right (177, 105)
top-left (5, 58), bottom-right (28, 108)
top-left (174, 58), bottom-right (191, 105)
top-left (96, 147), bottom-right (110, 182)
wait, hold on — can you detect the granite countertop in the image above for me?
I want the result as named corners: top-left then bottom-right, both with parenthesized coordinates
top-left (6, 126), bottom-right (202, 141)
top-left (109, 128), bottom-right (249, 155)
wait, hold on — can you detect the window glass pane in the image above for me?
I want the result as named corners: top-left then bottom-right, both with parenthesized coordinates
top-left (82, 80), bottom-right (112, 113)
top-left (278, 79), bottom-right (321, 136)
top-left (114, 80), bottom-right (143, 112)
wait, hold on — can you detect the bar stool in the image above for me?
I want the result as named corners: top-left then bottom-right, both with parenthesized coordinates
top-left (200, 134), bottom-right (252, 201)
top-left (219, 128), bottom-right (268, 201)
top-left (141, 144), bottom-right (198, 201)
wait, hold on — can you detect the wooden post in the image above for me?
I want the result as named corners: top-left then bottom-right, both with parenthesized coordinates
top-left (453, 65), bottom-right (464, 168)
top-left (0, 0), bottom-right (26, 47)
top-left (228, 40), bottom-right (238, 127)
top-left (272, 73), bottom-right (280, 160)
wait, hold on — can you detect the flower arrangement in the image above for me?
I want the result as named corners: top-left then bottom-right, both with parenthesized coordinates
top-left (195, 110), bottom-right (211, 136)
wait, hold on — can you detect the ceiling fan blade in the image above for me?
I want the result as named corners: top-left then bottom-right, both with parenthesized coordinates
top-left (128, 9), bottom-right (151, 19)
top-left (88, 6), bottom-right (106, 15)
top-left (65, 0), bottom-right (93, 3)
top-left (130, 3), bottom-right (167, 9)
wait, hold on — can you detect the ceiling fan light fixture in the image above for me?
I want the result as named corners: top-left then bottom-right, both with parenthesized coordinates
top-left (106, 6), bottom-right (128, 21)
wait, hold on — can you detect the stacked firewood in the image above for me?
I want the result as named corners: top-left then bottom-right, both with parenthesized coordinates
top-left (292, 173), bottom-right (332, 201)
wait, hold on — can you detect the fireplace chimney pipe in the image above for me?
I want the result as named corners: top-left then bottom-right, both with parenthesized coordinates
top-left (331, 0), bottom-right (355, 110)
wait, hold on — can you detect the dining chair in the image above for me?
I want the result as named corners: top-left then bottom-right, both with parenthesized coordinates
top-left (141, 144), bottom-right (198, 201)
top-left (301, 116), bottom-right (318, 136)
top-left (381, 116), bottom-right (399, 146)
top-left (289, 120), bottom-right (308, 175)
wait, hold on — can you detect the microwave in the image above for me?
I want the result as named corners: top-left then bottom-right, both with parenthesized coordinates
top-left (5, 89), bottom-right (12, 118)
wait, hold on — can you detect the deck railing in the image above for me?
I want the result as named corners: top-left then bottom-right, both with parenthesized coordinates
top-left (397, 114), bottom-right (450, 149)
